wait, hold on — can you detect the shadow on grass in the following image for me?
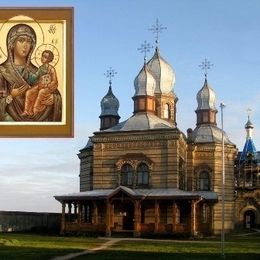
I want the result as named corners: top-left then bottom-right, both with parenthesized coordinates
top-left (0, 246), bottom-right (82, 260)
top-left (74, 250), bottom-right (260, 260)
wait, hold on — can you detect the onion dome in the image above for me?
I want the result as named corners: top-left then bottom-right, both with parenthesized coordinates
top-left (146, 47), bottom-right (175, 94)
top-left (133, 63), bottom-right (156, 97)
top-left (196, 79), bottom-right (217, 111)
top-left (245, 117), bottom-right (254, 130)
top-left (100, 86), bottom-right (119, 117)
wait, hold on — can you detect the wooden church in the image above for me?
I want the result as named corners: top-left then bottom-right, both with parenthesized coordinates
top-left (55, 21), bottom-right (259, 236)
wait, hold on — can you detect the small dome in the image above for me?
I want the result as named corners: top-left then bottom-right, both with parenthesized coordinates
top-left (146, 47), bottom-right (175, 94)
top-left (245, 117), bottom-right (254, 129)
top-left (134, 63), bottom-right (156, 97)
top-left (100, 86), bottom-right (119, 117)
top-left (196, 79), bottom-right (217, 111)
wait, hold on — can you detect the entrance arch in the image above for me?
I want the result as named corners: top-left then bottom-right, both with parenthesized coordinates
top-left (244, 210), bottom-right (255, 228)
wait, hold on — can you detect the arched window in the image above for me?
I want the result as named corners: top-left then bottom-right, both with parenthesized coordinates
top-left (163, 104), bottom-right (171, 119)
top-left (199, 171), bottom-right (210, 190)
top-left (121, 164), bottom-right (133, 186)
top-left (137, 163), bottom-right (149, 186)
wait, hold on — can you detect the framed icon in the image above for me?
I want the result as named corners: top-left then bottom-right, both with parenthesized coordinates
top-left (0, 7), bottom-right (73, 137)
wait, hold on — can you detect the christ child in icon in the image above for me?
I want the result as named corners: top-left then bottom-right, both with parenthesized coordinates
top-left (22, 49), bottom-right (58, 116)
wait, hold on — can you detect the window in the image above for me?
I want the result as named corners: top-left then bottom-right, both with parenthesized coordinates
top-left (202, 111), bottom-right (208, 122)
top-left (121, 164), bottom-right (133, 186)
top-left (163, 104), bottom-right (171, 119)
top-left (137, 163), bottom-right (149, 186)
top-left (199, 171), bottom-right (210, 190)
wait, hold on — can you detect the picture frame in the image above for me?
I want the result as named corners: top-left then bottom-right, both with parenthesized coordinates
top-left (0, 7), bottom-right (74, 137)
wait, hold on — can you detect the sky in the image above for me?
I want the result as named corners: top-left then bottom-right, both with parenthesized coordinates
top-left (0, 0), bottom-right (260, 213)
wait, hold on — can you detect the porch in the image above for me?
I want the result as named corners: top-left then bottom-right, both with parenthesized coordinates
top-left (55, 186), bottom-right (216, 236)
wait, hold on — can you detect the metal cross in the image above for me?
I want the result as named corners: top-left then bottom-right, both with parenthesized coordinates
top-left (148, 18), bottom-right (167, 46)
top-left (199, 58), bottom-right (213, 79)
top-left (104, 67), bottom-right (117, 86)
top-left (247, 108), bottom-right (252, 119)
top-left (137, 40), bottom-right (153, 62)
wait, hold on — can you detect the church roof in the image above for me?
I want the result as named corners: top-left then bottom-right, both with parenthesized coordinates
top-left (55, 186), bottom-right (218, 201)
top-left (240, 138), bottom-right (257, 161)
top-left (83, 138), bottom-right (93, 149)
top-left (101, 112), bottom-right (174, 132)
top-left (191, 124), bottom-right (233, 144)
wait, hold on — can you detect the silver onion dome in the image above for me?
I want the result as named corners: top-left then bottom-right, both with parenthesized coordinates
top-left (133, 63), bottom-right (156, 97)
top-left (100, 86), bottom-right (119, 117)
top-left (146, 47), bottom-right (175, 94)
top-left (196, 79), bottom-right (217, 111)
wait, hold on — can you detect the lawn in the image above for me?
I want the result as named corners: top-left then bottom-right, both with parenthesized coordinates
top-left (0, 233), bottom-right (106, 259)
top-left (75, 232), bottom-right (260, 260)
top-left (0, 231), bottom-right (259, 260)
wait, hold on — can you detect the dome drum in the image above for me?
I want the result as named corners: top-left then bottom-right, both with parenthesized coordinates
top-left (133, 95), bottom-right (155, 114)
top-left (196, 109), bottom-right (217, 126)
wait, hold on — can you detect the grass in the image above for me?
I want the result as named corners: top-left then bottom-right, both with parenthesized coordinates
top-left (0, 230), bottom-right (259, 260)
top-left (0, 233), bottom-right (106, 259)
top-left (75, 231), bottom-right (260, 260)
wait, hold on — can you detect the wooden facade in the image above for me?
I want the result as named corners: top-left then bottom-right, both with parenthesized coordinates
top-left (55, 125), bottom-right (237, 236)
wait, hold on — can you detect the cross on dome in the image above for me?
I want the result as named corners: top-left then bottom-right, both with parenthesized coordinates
top-left (137, 40), bottom-right (153, 62)
top-left (247, 108), bottom-right (252, 119)
top-left (199, 58), bottom-right (213, 80)
top-left (104, 67), bottom-right (117, 87)
top-left (148, 18), bottom-right (167, 46)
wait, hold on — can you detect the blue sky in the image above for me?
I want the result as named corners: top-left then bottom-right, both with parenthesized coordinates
top-left (0, 0), bottom-right (260, 212)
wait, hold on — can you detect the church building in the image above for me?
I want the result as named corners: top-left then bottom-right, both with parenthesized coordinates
top-left (234, 115), bottom-right (260, 229)
top-left (55, 22), bottom-right (259, 236)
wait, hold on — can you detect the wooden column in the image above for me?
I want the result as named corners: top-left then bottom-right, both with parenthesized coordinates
top-left (155, 200), bottom-right (159, 232)
top-left (172, 201), bottom-right (177, 233)
top-left (111, 203), bottom-right (114, 230)
top-left (68, 203), bottom-right (72, 223)
top-left (105, 200), bottom-right (111, 236)
top-left (134, 200), bottom-right (141, 237)
top-left (78, 202), bottom-right (82, 224)
top-left (61, 202), bottom-right (66, 232)
top-left (74, 203), bottom-right (77, 222)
